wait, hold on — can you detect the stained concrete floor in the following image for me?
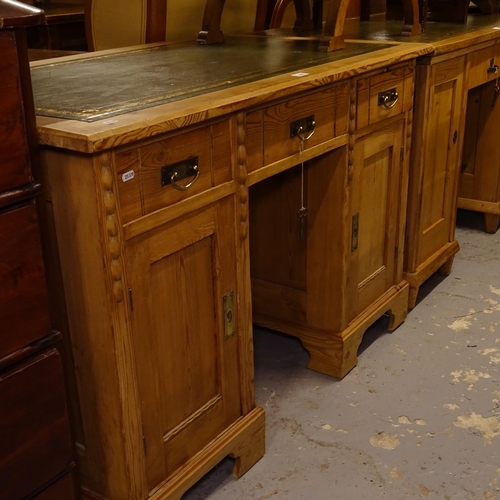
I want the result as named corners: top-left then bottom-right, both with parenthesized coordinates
top-left (184, 210), bottom-right (500, 500)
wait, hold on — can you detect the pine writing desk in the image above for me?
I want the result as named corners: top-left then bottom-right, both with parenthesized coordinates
top-left (31, 36), bottom-right (430, 499)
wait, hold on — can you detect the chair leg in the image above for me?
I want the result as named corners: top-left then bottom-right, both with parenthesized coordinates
top-left (312, 0), bottom-right (323, 30)
top-left (292, 0), bottom-right (314, 31)
top-left (318, 0), bottom-right (349, 51)
top-left (401, 0), bottom-right (422, 35)
top-left (269, 0), bottom-right (314, 31)
top-left (269, 0), bottom-right (292, 28)
top-left (254, 0), bottom-right (269, 31)
top-left (197, 0), bottom-right (226, 44)
top-left (360, 0), bottom-right (370, 21)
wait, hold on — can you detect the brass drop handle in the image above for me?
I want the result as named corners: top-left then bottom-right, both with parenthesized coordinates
top-left (296, 121), bottom-right (316, 142)
top-left (487, 58), bottom-right (499, 74)
top-left (290, 115), bottom-right (316, 142)
top-left (161, 156), bottom-right (199, 191)
top-left (171, 164), bottom-right (199, 191)
top-left (378, 88), bottom-right (399, 109)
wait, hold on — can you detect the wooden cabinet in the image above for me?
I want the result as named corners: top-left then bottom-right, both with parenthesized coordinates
top-left (405, 56), bottom-right (466, 308)
top-left (0, 2), bottom-right (75, 499)
top-left (40, 120), bottom-right (265, 500)
top-left (458, 40), bottom-right (500, 234)
top-left (249, 65), bottom-right (412, 379)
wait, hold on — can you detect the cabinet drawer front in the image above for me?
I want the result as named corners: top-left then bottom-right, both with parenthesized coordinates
top-left (0, 31), bottom-right (32, 192)
top-left (0, 202), bottom-right (52, 360)
top-left (0, 349), bottom-right (73, 500)
top-left (245, 85), bottom-right (348, 172)
top-left (33, 472), bottom-right (76, 499)
top-left (467, 43), bottom-right (500, 90)
top-left (115, 121), bottom-right (232, 223)
top-left (357, 65), bottom-right (411, 128)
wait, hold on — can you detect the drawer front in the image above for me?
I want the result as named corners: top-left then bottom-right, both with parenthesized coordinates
top-left (245, 83), bottom-right (349, 172)
top-left (467, 42), bottom-right (500, 90)
top-left (0, 31), bottom-right (32, 192)
top-left (33, 472), bottom-right (76, 500)
top-left (0, 202), bottom-right (52, 360)
top-left (115, 121), bottom-right (232, 223)
top-left (357, 64), bottom-right (412, 129)
top-left (0, 348), bottom-right (73, 500)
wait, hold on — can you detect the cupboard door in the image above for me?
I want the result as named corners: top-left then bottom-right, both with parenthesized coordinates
top-left (420, 58), bottom-right (465, 263)
top-left (461, 80), bottom-right (500, 204)
top-left (126, 196), bottom-right (242, 492)
top-left (350, 120), bottom-right (405, 318)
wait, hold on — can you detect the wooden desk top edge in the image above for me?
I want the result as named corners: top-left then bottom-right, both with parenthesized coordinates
top-left (33, 41), bottom-right (432, 154)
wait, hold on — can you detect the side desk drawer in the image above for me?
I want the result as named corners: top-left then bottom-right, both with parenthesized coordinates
top-left (246, 83), bottom-right (349, 172)
top-left (115, 120), bottom-right (232, 223)
top-left (0, 348), bottom-right (73, 500)
top-left (0, 31), bottom-right (32, 193)
top-left (0, 201), bottom-right (52, 360)
top-left (467, 42), bottom-right (500, 90)
top-left (356, 63), bottom-right (413, 129)
top-left (33, 472), bottom-right (76, 500)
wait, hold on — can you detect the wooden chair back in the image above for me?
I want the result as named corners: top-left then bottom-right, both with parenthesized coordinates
top-left (86, 0), bottom-right (257, 51)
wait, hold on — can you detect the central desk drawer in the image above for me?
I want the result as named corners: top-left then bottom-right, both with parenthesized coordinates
top-left (246, 84), bottom-right (349, 172)
top-left (115, 121), bottom-right (232, 223)
top-left (467, 42), bottom-right (500, 90)
top-left (356, 63), bottom-right (413, 129)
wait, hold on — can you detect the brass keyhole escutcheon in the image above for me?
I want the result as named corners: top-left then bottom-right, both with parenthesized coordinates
top-left (223, 291), bottom-right (235, 340)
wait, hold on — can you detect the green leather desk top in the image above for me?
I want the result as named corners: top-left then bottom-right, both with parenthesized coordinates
top-left (31, 37), bottom-right (394, 122)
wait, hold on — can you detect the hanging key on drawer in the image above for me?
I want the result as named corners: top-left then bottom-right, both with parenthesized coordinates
top-left (297, 135), bottom-right (308, 242)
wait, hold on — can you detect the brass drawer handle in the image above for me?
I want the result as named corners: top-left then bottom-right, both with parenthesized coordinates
top-left (161, 157), bottom-right (200, 191)
top-left (290, 115), bottom-right (316, 142)
top-left (378, 88), bottom-right (399, 109)
top-left (171, 165), bottom-right (199, 190)
top-left (487, 58), bottom-right (499, 74)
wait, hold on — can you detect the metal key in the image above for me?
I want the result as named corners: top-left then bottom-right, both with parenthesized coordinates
top-left (298, 206), bottom-right (308, 242)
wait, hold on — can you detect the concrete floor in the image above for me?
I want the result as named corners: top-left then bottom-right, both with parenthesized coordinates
top-left (184, 210), bottom-right (500, 500)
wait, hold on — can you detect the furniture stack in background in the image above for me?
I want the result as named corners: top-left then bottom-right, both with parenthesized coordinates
top-left (0, 2), bottom-right (76, 498)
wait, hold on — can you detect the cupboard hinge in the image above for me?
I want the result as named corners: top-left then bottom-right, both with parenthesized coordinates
top-left (395, 245), bottom-right (399, 260)
top-left (143, 435), bottom-right (147, 455)
top-left (400, 147), bottom-right (404, 163)
top-left (351, 213), bottom-right (359, 251)
top-left (129, 288), bottom-right (134, 312)
top-left (223, 291), bottom-right (235, 340)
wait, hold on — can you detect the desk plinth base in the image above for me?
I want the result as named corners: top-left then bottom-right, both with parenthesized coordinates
top-left (403, 239), bottom-right (460, 310)
top-left (81, 407), bottom-right (265, 500)
top-left (253, 281), bottom-right (409, 379)
top-left (457, 198), bottom-right (500, 234)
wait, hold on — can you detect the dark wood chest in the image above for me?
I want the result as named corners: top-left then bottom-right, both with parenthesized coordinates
top-left (0, 2), bottom-right (75, 498)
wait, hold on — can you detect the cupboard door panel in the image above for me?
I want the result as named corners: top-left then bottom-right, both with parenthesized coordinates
top-left (351, 120), bottom-right (404, 317)
top-left (461, 81), bottom-right (500, 203)
top-left (126, 197), bottom-right (241, 491)
top-left (420, 59), bottom-right (464, 263)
